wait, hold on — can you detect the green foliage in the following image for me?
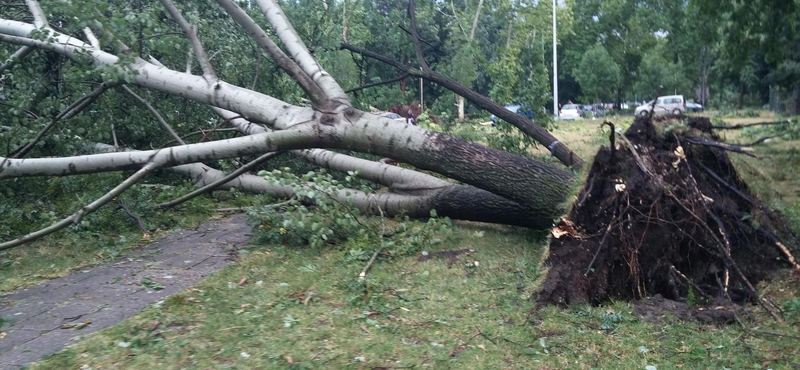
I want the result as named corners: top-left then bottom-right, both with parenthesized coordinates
top-left (634, 47), bottom-right (692, 99)
top-left (249, 168), bottom-right (371, 248)
top-left (784, 297), bottom-right (800, 319)
top-left (574, 43), bottom-right (621, 103)
top-left (249, 168), bottom-right (456, 257)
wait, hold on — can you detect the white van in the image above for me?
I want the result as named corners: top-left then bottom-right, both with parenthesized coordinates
top-left (634, 95), bottom-right (685, 116)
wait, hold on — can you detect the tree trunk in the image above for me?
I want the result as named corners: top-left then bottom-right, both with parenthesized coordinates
top-left (457, 96), bottom-right (465, 122)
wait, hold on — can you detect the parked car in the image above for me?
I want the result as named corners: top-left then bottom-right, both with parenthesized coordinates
top-left (592, 104), bottom-right (606, 118)
top-left (490, 104), bottom-right (535, 126)
top-left (380, 112), bottom-right (405, 121)
top-left (685, 101), bottom-right (704, 112)
top-left (580, 105), bottom-right (594, 118)
top-left (559, 104), bottom-right (581, 120)
top-left (634, 95), bottom-right (686, 117)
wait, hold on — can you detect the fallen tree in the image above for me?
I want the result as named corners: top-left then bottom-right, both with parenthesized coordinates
top-left (0, 0), bottom-right (579, 248)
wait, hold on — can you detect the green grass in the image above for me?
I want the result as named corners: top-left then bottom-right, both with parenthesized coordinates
top-left (30, 222), bottom-right (800, 369)
top-left (0, 181), bottom-right (246, 293)
top-left (8, 110), bottom-right (800, 369)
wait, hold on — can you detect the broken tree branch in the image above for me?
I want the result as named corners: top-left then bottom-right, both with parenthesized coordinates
top-left (0, 157), bottom-right (161, 251)
top-left (117, 200), bottom-right (149, 234)
top-left (158, 0), bottom-right (218, 82)
top-left (683, 136), bottom-right (757, 157)
top-left (254, 0), bottom-right (347, 101)
top-left (345, 73), bottom-right (409, 94)
top-left (122, 85), bottom-right (185, 145)
top-left (710, 119), bottom-right (793, 130)
top-left (12, 81), bottom-right (120, 158)
top-left (158, 151), bottom-right (281, 209)
top-left (215, 0), bottom-right (327, 105)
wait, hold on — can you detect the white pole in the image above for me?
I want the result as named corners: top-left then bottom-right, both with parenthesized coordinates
top-left (552, 0), bottom-right (558, 120)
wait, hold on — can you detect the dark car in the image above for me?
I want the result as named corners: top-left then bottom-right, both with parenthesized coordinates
top-left (490, 104), bottom-right (535, 126)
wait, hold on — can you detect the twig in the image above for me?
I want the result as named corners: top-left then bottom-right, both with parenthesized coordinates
top-left (117, 200), bottom-right (149, 234)
top-left (345, 73), bottom-right (410, 94)
top-left (734, 132), bottom-right (791, 147)
top-left (669, 265), bottom-right (711, 299)
top-left (158, 152), bottom-right (280, 209)
top-left (475, 326), bottom-right (498, 345)
top-left (749, 329), bottom-right (800, 340)
top-left (585, 209), bottom-right (618, 276)
top-left (12, 81), bottom-right (120, 158)
top-left (710, 120), bottom-right (793, 130)
top-left (122, 86), bottom-right (185, 145)
top-left (358, 203), bottom-right (385, 279)
top-left (396, 24), bottom-right (433, 47)
top-left (617, 133), bottom-right (653, 177)
top-left (647, 86), bottom-right (664, 120)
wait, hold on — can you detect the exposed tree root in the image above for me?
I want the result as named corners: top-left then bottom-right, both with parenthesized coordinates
top-left (535, 115), bottom-right (798, 323)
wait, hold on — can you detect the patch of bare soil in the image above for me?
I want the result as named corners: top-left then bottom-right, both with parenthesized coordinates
top-left (535, 115), bottom-right (799, 322)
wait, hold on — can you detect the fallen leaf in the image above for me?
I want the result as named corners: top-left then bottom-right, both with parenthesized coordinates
top-left (477, 344), bottom-right (486, 351)
top-left (238, 277), bottom-right (247, 286)
top-left (283, 354), bottom-right (294, 365)
top-left (0, 332), bottom-right (6, 339)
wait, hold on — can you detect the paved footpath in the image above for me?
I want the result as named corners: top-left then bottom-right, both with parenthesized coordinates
top-left (0, 214), bottom-right (252, 369)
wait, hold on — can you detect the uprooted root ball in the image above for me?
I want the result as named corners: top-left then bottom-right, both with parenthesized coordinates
top-left (535, 116), bottom-right (798, 316)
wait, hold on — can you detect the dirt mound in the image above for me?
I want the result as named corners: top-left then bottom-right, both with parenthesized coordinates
top-left (535, 115), bottom-right (798, 320)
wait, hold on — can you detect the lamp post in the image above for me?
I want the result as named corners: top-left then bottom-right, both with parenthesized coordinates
top-left (552, 0), bottom-right (558, 120)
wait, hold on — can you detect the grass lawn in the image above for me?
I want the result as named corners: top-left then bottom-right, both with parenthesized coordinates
top-left (5, 111), bottom-right (800, 369)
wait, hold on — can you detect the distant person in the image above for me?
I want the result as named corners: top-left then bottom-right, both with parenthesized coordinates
top-left (407, 112), bottom-right (416, 126)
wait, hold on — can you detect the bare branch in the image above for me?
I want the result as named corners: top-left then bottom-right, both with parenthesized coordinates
top-left (254, 0), bottom-right (347, 101)
top-left (711, 119), bottom-right (793, 130)
top-left (345, 73), bottom-right (409, 94)
top-left (158, 0), bottom-right (218, 82)
top-left (469, 0), bottom-right (484, 41)
top-left (158, 151), bottom-right (281, 209)
top-left (0, 157), bottom-right (160, 251)
top-left (0, 0), bottom-right (49, 72)
top-left (683, 136), bottom-right (757, 157)
top-left (407, 0), bottom-right (430, 71)
top-left (214, 0), bottom-right (327, 105)
top-left (121, 85), bottom-right (185, 145)
top-left (24, 0), bottom-right (48, 28)
top-left (12, 81), bottom-right (120, 158)
top-left (83, 27), bottom-right (100, 49)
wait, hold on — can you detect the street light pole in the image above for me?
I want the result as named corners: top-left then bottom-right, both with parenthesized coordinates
top-left (552, 0), bottom-right (558, 120)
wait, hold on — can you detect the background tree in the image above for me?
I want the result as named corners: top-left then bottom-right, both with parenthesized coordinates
top-left (573, 43), bottom-right (620, 103)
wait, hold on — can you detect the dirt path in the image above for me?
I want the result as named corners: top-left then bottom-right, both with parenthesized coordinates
top-left (0, 214), bottom-right (252, 370)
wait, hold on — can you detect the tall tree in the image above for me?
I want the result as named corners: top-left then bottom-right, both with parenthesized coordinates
top-left (574, 43), bottom-right (620, 103)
